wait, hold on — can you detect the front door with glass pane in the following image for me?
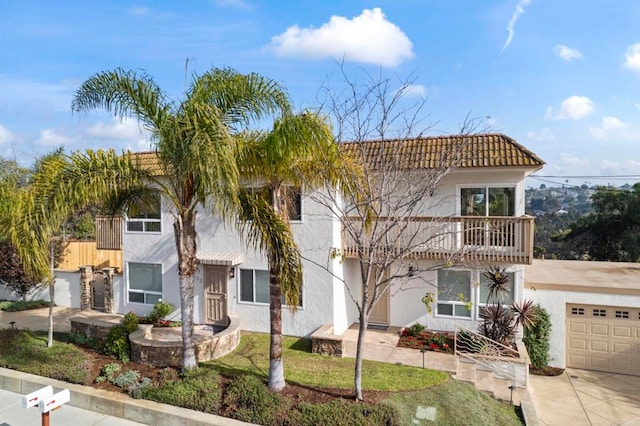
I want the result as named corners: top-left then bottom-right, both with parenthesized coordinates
top-left (204, 266), bottom-right (229, 326)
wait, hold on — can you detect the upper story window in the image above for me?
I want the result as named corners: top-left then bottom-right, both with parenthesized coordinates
top-left (126, 194), bottom-right (161, 233)
top-left (241, 185), bottom-right (302, 222)
top-left (461, 187), bottom-right (515, 217)
top-left (282, 186), bottom-right (302, 222)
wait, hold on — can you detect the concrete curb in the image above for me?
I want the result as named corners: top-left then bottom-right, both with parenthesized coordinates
top-left (0, 367), bottom-right (247, 426)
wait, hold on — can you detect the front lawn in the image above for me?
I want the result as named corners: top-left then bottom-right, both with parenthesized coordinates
top-left (205, 332), bottom-right (447, 392)
top-left (0, 328), bottom-right (523, 425)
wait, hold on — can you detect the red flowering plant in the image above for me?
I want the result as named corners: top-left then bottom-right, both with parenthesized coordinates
top-left (398, 325), bottom-right (454, 352)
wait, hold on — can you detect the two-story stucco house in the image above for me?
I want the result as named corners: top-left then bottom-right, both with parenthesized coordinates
top-left (96, 133), bottom-right (544, 338)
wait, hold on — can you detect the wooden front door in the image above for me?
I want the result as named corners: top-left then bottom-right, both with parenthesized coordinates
top-left (368, 270), bottom-right (390, 325)
top-left (204, 266), bottom-right (228, 326)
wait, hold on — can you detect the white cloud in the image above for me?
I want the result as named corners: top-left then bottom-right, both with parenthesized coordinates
top-left (601, 159), bottom-right (640, 175)
top-left (624, 43), bottom-right (640, 71)
top-left (128, 7), bottom-right (150, 16)
top-left (559, 153), bottom-right (590, 167)
top-left (500, 0), bottom-right (532, 54)
top-left (86, 118), bottom-right (146, 140)
top-left (554, 45), bottom-right (582, 61)
top-left (546, 95), bottom-right (594, 120)
top-left (402, 84), bottom-right (427, 98)
top-left (36, 129), bottom-right (76, 147)
top-left (269, 8), bottom-right (414, 67)
top-left (527, 128), bottom-right (554, 142)
top-left (0, 124), bottom-right (14, 145)
top-left (589, 116), bottom-right (626, 140)
top-left (602, 116), bottom-right (625, 130)
top-left (213, 0), bottom-right (251, 9)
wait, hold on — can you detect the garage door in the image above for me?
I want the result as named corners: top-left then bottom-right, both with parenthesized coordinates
top-left (567, 304), bottom-right (640, 375)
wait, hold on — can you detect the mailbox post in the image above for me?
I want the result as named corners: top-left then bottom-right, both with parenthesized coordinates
top-left (22, 386), bottom-right (70, 426)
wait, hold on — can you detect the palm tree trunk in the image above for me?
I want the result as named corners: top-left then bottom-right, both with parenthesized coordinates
top-left (354, 309), bottom-right (366, 401)
top-left (174, 210), bottom-right (198, 372)
top-left (268, 259), bottom-right (285, 391)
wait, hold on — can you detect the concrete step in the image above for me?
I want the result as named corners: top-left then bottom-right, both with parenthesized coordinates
top-left (453, 359), bottom-right (476, 384)
top-left (474, 369), bottom-right (495, 394)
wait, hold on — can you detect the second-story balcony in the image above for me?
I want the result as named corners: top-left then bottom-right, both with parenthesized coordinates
top-left (341, 215), bottom-right (535, 265)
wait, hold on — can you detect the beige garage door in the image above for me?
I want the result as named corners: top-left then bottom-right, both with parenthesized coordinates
top-left (567, 304), bottom-right (640, 375)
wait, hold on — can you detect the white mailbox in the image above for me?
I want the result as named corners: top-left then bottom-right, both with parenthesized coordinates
top-left (21, 386), bottom-right (53, 409)
top-left (38, 389), bottom-right (70, 413)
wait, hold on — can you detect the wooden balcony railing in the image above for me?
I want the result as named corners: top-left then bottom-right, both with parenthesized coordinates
top-left (341, 215), bottom-right (535, 265)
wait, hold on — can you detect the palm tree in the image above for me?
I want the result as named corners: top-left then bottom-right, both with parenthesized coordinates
top-left (236, 112), bottom-right (344, 391)
top-left (66, 67), bottom-right (292, 371)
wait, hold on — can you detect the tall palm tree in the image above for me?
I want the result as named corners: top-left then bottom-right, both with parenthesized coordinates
top-left (236, 112), bottom-right (344, 391)
top-left (66, 67), bottom-right (292, 371)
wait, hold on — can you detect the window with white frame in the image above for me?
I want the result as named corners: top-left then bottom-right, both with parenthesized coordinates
top-left (239, 268), bottom-right (303, 306)
top-left (436, 269), bottom-right (471, 318)
top-left (478, 271), bottom-right (515, 306)
top-left (460, 186), bottom-right (515, 217)
top-left (126, 194), bottom-right (161, 233)
top-left (128, 262), bottom-right (162, 304)
top-left (240, 186), bottom-right (302, 222)
top-left (240, 269), bottom-right (270, 304)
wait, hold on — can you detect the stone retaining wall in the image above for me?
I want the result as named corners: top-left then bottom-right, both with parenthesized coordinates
top-left (310, 324), bottom-right (343, 356)
top-left (129, 315), bottom-right (241, 367)
top-left (70, 314), bottom-right (123, 342)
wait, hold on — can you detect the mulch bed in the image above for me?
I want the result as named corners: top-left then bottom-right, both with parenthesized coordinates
top-left (76, 346), bottom-right (384, 404)
top-left (529, 366), bottom-right (564, 376)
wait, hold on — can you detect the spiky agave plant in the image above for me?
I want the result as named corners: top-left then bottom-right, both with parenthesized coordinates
top-left (479, 302), bottom-right (516, 346)
top-left (482, 265), bottom-right (511, 302)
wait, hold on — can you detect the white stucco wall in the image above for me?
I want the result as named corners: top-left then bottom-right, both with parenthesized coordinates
top-left (121, 189), bottom-right (339, 337)
top-left (524, 288), bottom-right (640, 369)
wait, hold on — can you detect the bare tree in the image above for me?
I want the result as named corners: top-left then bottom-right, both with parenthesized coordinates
top-left (310, 67), bottom-right (481, 400)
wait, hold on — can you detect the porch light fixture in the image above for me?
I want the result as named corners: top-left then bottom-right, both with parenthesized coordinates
top-left (229, 267), bottom-right (235, 279)
top-left (408, 266), bottom-right (415, 278)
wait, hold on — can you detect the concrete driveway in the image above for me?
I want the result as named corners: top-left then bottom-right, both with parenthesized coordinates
top-left (530, 368), bottom-right (640, 425)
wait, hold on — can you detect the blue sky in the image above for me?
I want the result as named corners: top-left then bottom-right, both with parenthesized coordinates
top-left (1, 0), bottom-right (640, 187)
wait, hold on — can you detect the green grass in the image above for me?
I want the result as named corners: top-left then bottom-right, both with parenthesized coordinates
top-left (386, 379), bottom-right (523, 425)
top-left (0, 299), bottom-right (49, 311)
top-left (0, 328), bottom-right (91, 384)
top-left (205, 332), bottom-right (447, 391)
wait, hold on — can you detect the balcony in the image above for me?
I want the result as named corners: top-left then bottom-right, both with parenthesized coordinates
top-left (341, 215), bottom-right (535, 265)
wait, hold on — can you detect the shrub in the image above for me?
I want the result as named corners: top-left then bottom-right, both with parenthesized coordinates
top-left (140, 367), bottom-right (220, 413)
top-left (404, 322), bottom-right (425, 337)
top-left (129, 377), bottom-right (152, 398)
top-left (0, 329), bottom-right (91, 384)
top-left (146, 301), bottom-right (173, 325)
top-left (223, 374), bottom-right (285, 425)
top-left (523, 305), bottom-right (551, 369)
top-left (0, 299), bottom-right (49, 312)
top-left (289, 400), bottom-right (401, 426)
top-left (102, 312), bottom-right (139, 362)
top-left (100, 363), bottom-right (121, 381)
top-left (112, 369), bottom-right (141, 388)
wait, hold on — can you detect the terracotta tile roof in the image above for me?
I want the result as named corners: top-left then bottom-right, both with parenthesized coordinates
top-left (129, 151), bottom-right (164, 175)
top-left (339, 133), bottom-right (545, 170)
top-left (129, 133), bottom-right (544, 176)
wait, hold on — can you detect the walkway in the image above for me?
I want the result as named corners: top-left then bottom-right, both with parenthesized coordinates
top-left (530, 368), bottom-right (640, 425)
top-left (0, 388), bottom-right (144, 426)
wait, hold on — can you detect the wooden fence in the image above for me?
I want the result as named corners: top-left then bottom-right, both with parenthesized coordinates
top-left (57, 240), bottom-right (122, 272)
